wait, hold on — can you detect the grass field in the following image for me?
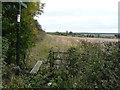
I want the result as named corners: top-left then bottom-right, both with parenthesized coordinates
top-left (27, 34), bottom-right (119, 67)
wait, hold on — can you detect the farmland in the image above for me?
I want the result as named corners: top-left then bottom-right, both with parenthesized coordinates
top-left (2, 33), bottom-right (120, 89)
top-left (48, 32), bottom-right (120, 39)
top-left (28, 34), bottom-right (119, 68)
top-left (48, 34), bottom-right (118, 44)
top-left (26, 34), bottom-right (120, 89)
top-left (2, 2), bottom-right (120, 89)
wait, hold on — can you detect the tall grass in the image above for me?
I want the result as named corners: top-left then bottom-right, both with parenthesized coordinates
top-left (27, 34), bottom-right (76, 68)
top-left (43, 41), bottom-right (120, 89)
top-left (2, 34), bottom-right (119, 89)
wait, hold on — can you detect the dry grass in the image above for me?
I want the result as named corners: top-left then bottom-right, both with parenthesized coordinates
top-left (27, 34), bottom-right (119, 67)
top-left (50, 35), bottom-right (118, 43)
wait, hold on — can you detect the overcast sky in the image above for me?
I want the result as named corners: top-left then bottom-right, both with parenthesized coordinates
top-left (35, 0), bottom-right (119, 33)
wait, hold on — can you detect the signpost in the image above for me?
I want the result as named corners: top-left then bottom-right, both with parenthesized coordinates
top-left (21, 1), bottom-right (27, 8)
top-left (16, 0), bottom-right (27, 66)
top-left (17, 0), bottom-right (27, 23)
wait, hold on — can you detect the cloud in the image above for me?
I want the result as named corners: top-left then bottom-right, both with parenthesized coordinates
top-left (37, 0), bottom-right (119, 33)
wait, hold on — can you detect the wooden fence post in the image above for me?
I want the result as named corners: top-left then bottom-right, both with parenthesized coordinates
top-left (49, 50), bottom-right (54, 70)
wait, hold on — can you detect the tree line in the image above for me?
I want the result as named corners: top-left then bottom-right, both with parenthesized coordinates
top-left (48, 31), bottom-right (120, 38)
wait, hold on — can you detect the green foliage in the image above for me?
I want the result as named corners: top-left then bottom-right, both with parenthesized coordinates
top-left (2, 63), bottom-right (21, 88)
top-left (4, 41), bottom-right (119, 88)
top-left (69, 31), bottom-right (73, 35)
top-left (2, 1), bottom-right (46, 88)
top-left (2, 37), bottom-right (9, 60)
top-left (2, 2), bottom-right (119, 88)
top-left (2, 2), bottom-right (45, 65)
top-left (20, 62), bottom-right (52, 88)
top-left (23, 74), bottom-right (46, 88)
top-left (45, 42), bottom-right (120, 89)
top-left (115, 33), bottom-right (120, 38)
top-left (54, 31), bottom-right (61, 35)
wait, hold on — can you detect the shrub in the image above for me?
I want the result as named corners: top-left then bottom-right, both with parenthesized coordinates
top-left (46, 41), bottom-right (120, 89)
top-left (5, 41), bottom-right (119, 89)
top-left (2, 37), bottom-right (9, 60)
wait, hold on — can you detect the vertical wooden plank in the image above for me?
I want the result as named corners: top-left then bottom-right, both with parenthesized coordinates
top-left (30, 61), bottom-right (42, 74)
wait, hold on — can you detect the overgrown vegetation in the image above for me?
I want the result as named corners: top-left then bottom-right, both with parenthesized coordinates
top-left (5, 41), bottom-right (119, 89)
top-left (2, 1), bottom-right (45, 88)
top-left (44, 41), bottom-right (120, 89)
top-left (2, 2), bottom-right (45, 65)
top-left (2, 1), bottom-right (120, 89)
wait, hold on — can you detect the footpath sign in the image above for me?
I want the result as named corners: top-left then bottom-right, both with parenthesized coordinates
top-left (17, 0), bottom-right (27, 22)
top-left (21, 1), bottom-right (27, 8)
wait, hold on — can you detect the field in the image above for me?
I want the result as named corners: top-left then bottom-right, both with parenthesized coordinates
top-left (2, 33), bottom-right (120, 88)
top-left (2, 2), bottom-right (119, 89)
top-left (48, 34), bottom-right (118, 44)
top-left (25, 34), bottom-right (119, 88)
top-left (27, 34), bottom-right (119, 67)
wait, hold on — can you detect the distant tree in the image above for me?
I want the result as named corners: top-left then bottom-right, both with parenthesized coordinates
top-left (62, 32), bottom-right (66, 36)
top-left (65, 30), bottom-right (68, 36)
top-left (86, 34), bottom-right (89, 37)
top-left (91, 35), bottom-right (94, 37)
top-left (97, 34), bottom-right (100, 38)
top-left (115, 34), bottom-right (120, 38)
top-left (60, 32), bottom-right (63, 35)
top-left (72, 33), bottom-right (76, 37)
top-left (69, 31), bottom-right (73, 35)
top-left (79, 34), bottom-right (85, 37)
top-left (55, 31), bottom-right (60, 35)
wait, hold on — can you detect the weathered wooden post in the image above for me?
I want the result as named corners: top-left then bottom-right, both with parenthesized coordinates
top-left (49, 50), bottom-right (54, 69)
top-left (30, 61), bottom-right (42, 74)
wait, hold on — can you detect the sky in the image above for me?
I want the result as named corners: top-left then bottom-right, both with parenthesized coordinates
top-left (35, 0), bottom-right (119, 33)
